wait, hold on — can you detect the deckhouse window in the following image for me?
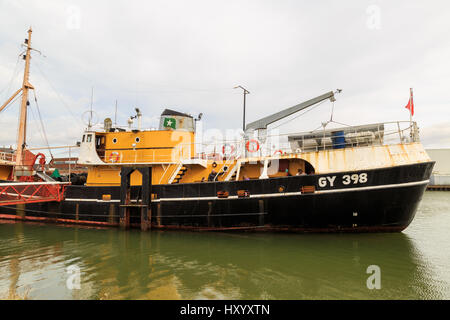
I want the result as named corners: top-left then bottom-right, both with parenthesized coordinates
top-left (86, 134), bottom-right (92, 142)
top-left (82, 135), bottom-right (85, 142)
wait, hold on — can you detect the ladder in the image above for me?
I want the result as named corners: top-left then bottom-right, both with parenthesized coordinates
top-left (169, 165), bottom-right (188, 184)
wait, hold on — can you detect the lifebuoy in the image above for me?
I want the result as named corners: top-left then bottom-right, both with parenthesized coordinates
top-left (246, 139), bottom-right (260, 153)
top-left (108, 151), bottom-right (120, 163)
top-left (222, 144), bottom-right (235, 155)
top-left (273, 150), bottom-right (283, 156)
top-left (32, 153), bottom-right (46, 171)
top-left (212, 161), bottom-right (218, 168)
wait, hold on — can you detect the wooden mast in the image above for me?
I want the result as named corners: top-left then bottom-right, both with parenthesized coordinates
top-left (14, 27), bottom-right (35, 179)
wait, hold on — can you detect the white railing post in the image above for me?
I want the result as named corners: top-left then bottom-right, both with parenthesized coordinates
top-left (397, 122), bottom-right (403, 143)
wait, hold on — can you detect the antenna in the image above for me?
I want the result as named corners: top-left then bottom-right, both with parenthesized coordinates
top-left (114, 100), bottom-right (118, 127)
top-left (89, 87), bottom-right (94, 129)
top-left (82, 87), bottom-right (98, 130)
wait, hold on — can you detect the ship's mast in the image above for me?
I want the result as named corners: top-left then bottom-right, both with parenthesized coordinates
top-left (14, 28), bottom-right (35, 178)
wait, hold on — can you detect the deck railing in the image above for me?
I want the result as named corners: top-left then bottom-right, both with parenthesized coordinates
top-left (96, 121), bottom-right (420, 164)
top-left (284, 121), bottom-right (419, 154)
top-left (188, 121), bottom-right (420, 160)
top-left (0, 152), bottom-right (14, 163)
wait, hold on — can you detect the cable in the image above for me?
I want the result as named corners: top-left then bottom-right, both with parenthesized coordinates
top-left (28, 98), bottom-right (51, 158)
top-left (270, 99), bottom-right (328, 130)
top-left (331, 120), bottom-right (351, 127)
top-left (33, 59), bottom-right (82, 126)
top-left (303, 99), bottom-right (352, 133)
top-left (32, 90), bottom-right (54, 160)
top-left (0, 53), bottom-right (21, 100)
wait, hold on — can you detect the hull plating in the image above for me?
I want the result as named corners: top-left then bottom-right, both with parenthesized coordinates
top-left (0, 162), bottom-right (434, 233)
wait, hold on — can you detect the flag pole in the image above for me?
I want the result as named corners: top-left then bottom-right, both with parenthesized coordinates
top-left (409, 88), bottom-right (413, 128)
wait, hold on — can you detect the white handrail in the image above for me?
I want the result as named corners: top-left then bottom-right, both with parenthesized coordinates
top-left (85, 120), bottom-right (420, 165)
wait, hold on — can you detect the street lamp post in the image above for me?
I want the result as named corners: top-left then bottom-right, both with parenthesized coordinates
top-left (234, 85), bottom-right (250, 132)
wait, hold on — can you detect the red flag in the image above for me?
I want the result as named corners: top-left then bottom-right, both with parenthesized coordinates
top-left (405, 88), bottom-right (414, 116)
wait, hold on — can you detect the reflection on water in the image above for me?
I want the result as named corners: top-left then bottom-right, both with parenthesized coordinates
top-left (0, 192), bottom-right (449, 300)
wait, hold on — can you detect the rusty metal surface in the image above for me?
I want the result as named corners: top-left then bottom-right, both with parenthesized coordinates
top-left (297, 142), bottom-right (431, 174)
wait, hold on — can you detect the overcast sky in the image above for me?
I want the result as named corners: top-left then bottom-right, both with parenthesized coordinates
top-left (1, 0), bottom-right (450, 157)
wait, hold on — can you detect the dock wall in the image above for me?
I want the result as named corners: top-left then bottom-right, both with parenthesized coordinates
top-left (425, 148), bottom-right (450, 190)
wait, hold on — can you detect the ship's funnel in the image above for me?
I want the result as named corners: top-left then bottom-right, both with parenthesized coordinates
top-left (104, 118), bottom-right (112, 131)
top-left (159, 109), bottom-right (194, 132)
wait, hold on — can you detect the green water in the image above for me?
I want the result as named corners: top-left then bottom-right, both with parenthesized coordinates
top-left (1, 192), bottom-right (449, 300)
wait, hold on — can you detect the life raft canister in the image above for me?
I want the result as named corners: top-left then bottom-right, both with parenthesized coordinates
top-left (108, 151), bottom-right (120, 163)
top-left (246, 139), bottom-right (260, 153)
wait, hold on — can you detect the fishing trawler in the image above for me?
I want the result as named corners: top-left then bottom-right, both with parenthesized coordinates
top-left (0, 29), bottom-right (435, 232)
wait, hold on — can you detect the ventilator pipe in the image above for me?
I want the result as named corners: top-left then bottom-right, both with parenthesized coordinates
top-left (135, 108), bottom-right (142, 130)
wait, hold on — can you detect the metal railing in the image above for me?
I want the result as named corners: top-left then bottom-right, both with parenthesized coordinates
top-left (95, 121), bottom-right (419, 164)
top-left (188, 121), bottom-right (419, 159)
top-left (0, 151), bottom-right (14, 163)
top-left (0, 181), bottom-right (69, 206)
top-left (285, 121), bottom-right (419, 154)
top-left (99, 147), bottom-right (194, 164)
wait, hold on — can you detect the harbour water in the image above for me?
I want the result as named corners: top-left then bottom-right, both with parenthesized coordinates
top-left (0, 191), bottom-right (449, 300)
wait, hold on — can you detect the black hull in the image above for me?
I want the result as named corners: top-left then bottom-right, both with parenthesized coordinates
top-left (0, 162), bottom-right (434, 233)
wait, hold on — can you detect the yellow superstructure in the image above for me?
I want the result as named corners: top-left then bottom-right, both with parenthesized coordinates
top-left (77, 107), bottom-right (316, 186)
top-left (77, 108), bottom-right (428, 188)
top-left (81, 125), bottom-right (309, 186)
top-left (96, 130), bottom-right (195, 164)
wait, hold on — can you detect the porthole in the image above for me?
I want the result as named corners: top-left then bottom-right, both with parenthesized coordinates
top-left (135, 137), bottom-right (140, 143)
top-left (112, 138), bottom-right (118, 144)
